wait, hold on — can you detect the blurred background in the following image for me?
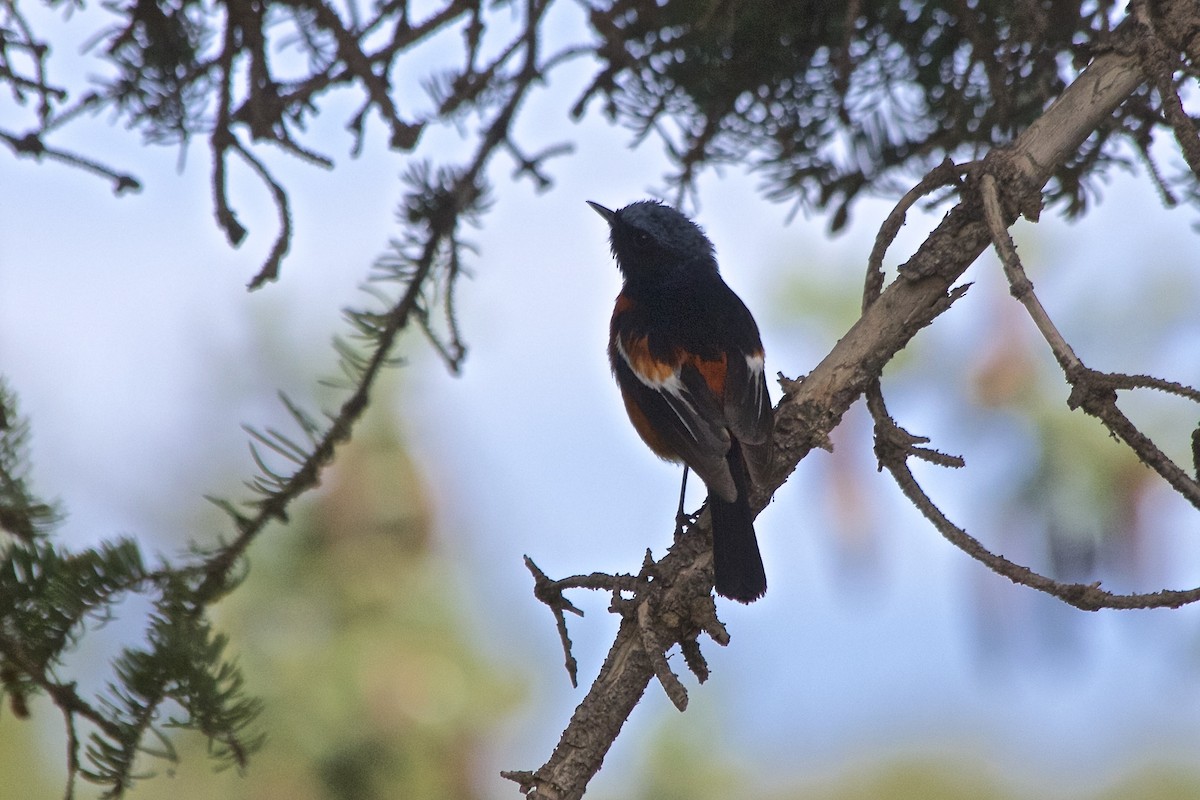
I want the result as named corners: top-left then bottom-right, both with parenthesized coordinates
top-left (3, 2), bottom-right (1200, 799)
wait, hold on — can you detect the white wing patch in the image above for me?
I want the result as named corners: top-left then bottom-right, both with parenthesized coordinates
top-left (745, 352), bottom-right (764, 409)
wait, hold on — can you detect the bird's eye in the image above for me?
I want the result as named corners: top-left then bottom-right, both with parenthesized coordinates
top-left (632, 230), bottom-right (653, 248)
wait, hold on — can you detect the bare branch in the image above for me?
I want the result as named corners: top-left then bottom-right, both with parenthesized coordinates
top-left (980, 172), bottom-right (1083, 373)
top-left (0, 130), bottom-right (140, 194)
top-left (864, 157), bottom-right (969, 310)
top-left (1065, 369), bottom-right (1200, 510)
top-left (229, 140), bottom-right (292, 289)
top-left (524, 556), bottom-right (586, 688)
top-left (1137, 0), bottom-right (1200, 184)
top-left (513, 18), bottom-right (1157, 800)
top-left (637, 601), bottom-right (688, 712)
top-left (885, 436), bottom-right (1200, 611)
top-left (978, 165), bottom-right (1200, 510)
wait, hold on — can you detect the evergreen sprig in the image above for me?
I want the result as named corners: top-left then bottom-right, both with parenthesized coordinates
top-left (0, 523), bottom-right (264, 796)
top-left (0, 538), bottom-right (146, 667)
top-left (82, 594), bottom-right (264, 795)
top-left (0, 139), bottom-right (494, 798)
top-left (0, 382), bottom-right (58, 541)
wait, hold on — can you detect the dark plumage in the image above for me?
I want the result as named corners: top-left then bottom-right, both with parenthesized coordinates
top-left (590, 199), bottom-right (773, 602)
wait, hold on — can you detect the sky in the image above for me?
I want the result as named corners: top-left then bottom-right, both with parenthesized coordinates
top-left (4, 2), bottom-right (1200, 797)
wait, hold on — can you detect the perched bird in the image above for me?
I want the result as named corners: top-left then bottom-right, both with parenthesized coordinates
top-left (589, 199), bottom-right (773, 602)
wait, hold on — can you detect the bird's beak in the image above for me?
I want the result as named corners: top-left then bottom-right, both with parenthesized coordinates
top-left (586, 201), bottom-right (615, 223)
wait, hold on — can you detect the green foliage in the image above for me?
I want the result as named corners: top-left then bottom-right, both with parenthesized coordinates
top-left (586, 0), bottom-right (1150, 224)
top-left (0, 385), bottom-right (264, 797)
top-left (0, 532), bottom-right (264, 797)
top-left (1, 538), bottom-right (144, 669)
top-left (84, 595), bottom-right (264, 792)
top-left (105, 416), bottom-right (521, 800)
top-left (5, 0), bottom-right (1190, 262)
top-left (0, 159), bottom-right (488, 792)
top-left (0, 381), bottom-right (58, 541)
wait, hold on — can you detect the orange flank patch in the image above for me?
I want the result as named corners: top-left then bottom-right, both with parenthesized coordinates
top-left (617, 328), bottom-right (731, 400)
top-left (621, 334), bottom-right (679, 384)
top-left (686, 352), bottom-right (727, 399)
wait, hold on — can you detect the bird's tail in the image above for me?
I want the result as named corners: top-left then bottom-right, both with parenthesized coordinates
top-left (709, 440), bottom-right (766, 603)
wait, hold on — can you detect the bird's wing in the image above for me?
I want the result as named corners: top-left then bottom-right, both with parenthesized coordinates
top-left (722, 346), bottom-right (773, 487)
top-left (611, 332), bottom-right (737, 502)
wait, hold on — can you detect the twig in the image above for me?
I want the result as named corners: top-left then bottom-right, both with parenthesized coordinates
top-left (860, 383), bottom-right (1195, 611)
top-left (979, 172), bottom-right (1083, 373)
top-left (524, 556), bottom-right (584, 688)
top-left (868, 389), bottom-right (965, 471)
top-left (0, 632), bottom-right (124, 742)
top-left (193, 210), bottom-right (453, 604)
top-left (679, 638), bottom-right (710, 683)
top-left (309, 0), bottom-right (419, 151)
top-left (1134, 4), bottom-right (1200, 185)
top-left (882, 438), bottom-right (1200, 611)
top-left (1065, 369), bottom-right (1200, 510)
top-left (980, 169), bottom-right (1200, 509)
top-left (230, 140), bottom-right (292, 289)
top-left (1102, 371), bottom-right (1200, 403)
top-left (637, 600), bottom-right (688, 712)
top-left (211, 19), bottom-right (246, 248)
top-left (0, 130), bottom-right (140, 194)
top-left (864, 157), bottom-right (969, 310)
top-left (61, 702), bottom-right (79, 800)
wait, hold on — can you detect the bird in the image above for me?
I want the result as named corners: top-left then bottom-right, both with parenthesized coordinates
top-left (588, 199), bottom-right (773, 603)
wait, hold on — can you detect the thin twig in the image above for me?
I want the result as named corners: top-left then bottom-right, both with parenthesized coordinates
top-left (0, 632), bottom-right (124, 741)
top-left (61, 703), bottom-right (79, 800)
top-left (883, 443), bottom-right (1200, 610)
top-left (1102, 371), bottom-right (1200, 403)
top-left (1066, 369), bottom-right (1200, 510)
top-left (193, 217), bottom-right (451, 604)
top-left (637, 600), bottom-right (688, 712)
top-left (211, 18), bottom-right (245, 248)
top-left (864, 157), bottom-right (968, 310)
top-left (980, 170), bottom-right (1200, 509)
top-left (524, 556), bottom-right (584, 687)
top-left (230, 140), bottom-right (292, 289)
top-left (980, 172), bottom-right (1084, 373)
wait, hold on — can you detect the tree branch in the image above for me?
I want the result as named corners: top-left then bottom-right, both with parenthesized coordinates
top-left (510, 18), bottom-right (1154, 800)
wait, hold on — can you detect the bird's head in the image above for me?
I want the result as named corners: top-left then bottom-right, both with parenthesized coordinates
top-left (587, 200), bottom-right (718, 285)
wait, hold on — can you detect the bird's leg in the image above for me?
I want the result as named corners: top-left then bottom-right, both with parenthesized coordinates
top-left (674, 466), bottom-right (699, 537)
